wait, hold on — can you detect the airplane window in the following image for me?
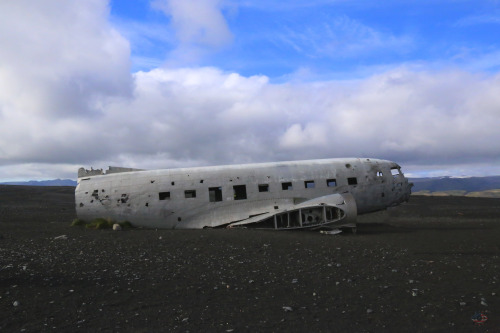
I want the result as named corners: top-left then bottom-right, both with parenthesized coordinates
top-left (391, 168), bottom-right (400, 176)
top-left (327, 179), bottom-right (336, 187)
top-left (304, 180), bottom-right (315, 188)
top-left (377, 171), bottom-right (383, 177)
top-left (185, 190), bottom-right (196, 198)
top-left (233, 185), bottom-right (247, 200)
top-left (258, 184), bottom-right (269, 192)
top-left (159, 192), bottom-right (170, 200)
top-left (281, 182), bottom-right (293, 190)
top-left (348, 177), bottom-right (357, 185)
top-left (209, 187), bottom-right (223, 202)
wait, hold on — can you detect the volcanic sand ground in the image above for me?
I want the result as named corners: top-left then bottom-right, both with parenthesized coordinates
top-left (1, 185), bottom-right (500, 332)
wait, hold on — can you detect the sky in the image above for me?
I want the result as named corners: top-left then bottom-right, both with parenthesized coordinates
top-left (0, 0), bottom-right (500, 181)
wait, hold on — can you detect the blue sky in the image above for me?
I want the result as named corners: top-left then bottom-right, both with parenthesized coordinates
top-left (112, 1), bottom-right (500, 77)
top-left (0, 0), bottom-right (499, 181)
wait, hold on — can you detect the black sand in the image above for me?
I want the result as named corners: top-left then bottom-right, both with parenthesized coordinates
top-left (1, 185), bottom-right (499, 332)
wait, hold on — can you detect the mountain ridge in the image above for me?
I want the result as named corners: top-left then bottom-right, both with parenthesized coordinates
top-left (0, 179), bottom-right (77, 186)
top-left (409, 175), bottom-right (500, 192)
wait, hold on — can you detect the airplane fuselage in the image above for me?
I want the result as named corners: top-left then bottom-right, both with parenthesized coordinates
top-left (75, 158), bottom-right (412, 229)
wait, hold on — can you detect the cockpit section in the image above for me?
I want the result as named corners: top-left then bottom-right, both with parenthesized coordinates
top-left (388, 164), bottom-right (412, 204)
top-left (391, 166), bottom-right (402, 176)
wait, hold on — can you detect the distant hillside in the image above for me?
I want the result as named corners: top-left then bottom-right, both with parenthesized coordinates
top-left (0, 179), bottom-right (77, 186)
top-left (410, 176), bottom-right (500, 198)
top-left (409, 176), bottom-right (500, 192)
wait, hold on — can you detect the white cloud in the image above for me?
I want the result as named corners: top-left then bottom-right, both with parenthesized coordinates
top-left (111, 0), bottom-right (234, 69)
top-left (159, 0), bottom-right (232, 46)
top-left (152, 0), bottom-right (233, 64)
top-left (279, 123), bottom-right (329, 148)
top-left (0, 1), bottom-right (500, 181)
top-left (276, 15), bottom-right (414, 59)
top-left (3, 60), bottom-right (500, 179)
top-left (0, 0), bottom-right (132, 119)
top-left (0, 0), bottom-right (132, 175)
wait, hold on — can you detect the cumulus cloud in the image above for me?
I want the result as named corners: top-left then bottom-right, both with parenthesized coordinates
top-left (153, 0), bottom-right (232, 47)
top-left (0, 0), bottom-right (131, 179)
top-left (151, 0), bottom-right (233, 64)
top-left (0, 1), bottom-right (499, 181)
top-left (7, 64), bottom-right (500, 179)
top-left (0, 0), bottom-right (132, 118)
top-left (108, 67), bottom-right (500, 175)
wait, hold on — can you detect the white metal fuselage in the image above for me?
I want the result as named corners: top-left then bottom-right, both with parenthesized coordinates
top-left (75, 158), bottom-right (412, 229)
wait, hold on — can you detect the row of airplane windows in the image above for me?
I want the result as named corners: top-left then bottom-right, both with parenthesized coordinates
top-left (157, 177), bottom-right (358, 202)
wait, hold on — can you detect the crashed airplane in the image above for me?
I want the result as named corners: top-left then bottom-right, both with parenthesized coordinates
top-left (75, 158), bottom-right (412, 230)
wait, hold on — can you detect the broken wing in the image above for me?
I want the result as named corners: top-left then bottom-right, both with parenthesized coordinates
top-left (226, 192), bottom-right (357, 230)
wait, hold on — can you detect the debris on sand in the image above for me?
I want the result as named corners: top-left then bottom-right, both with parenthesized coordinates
top-left (320, 229), bottom-right (342, 235)
top-left (53, 235), bottom-right (68, 240)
